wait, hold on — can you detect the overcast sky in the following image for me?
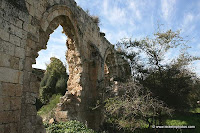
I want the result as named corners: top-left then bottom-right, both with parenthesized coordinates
top-left (33, 0), bottom-right (200, 75)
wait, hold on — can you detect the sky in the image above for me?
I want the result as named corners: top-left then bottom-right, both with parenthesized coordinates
top-left (33, 26), bottom-right (67, 69)
top-left (33, 0), bottom-right (200, 76)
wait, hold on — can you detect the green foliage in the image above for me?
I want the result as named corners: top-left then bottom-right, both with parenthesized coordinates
top-left (38, 94), bottom-right (62, 116)
top-left (55, 76), bottom-right (68, 94)
top-left (190, 107), bottom-right (200, 113)
top-left (46, 120), bottom-right (96, 133)
top-left (141, 67), bottom-right (194, 109)
top-left (40, 86), bottom-right (52, 104)
top-left (32, 68), bottom-right (45, 79)
top-left (39, 57), bottom-right (68, 104)
top-left (117, 28), bottom-right (200, 110)
top-left (165, 119), bottom-right (188, 126)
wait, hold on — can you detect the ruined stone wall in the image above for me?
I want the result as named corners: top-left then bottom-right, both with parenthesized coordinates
top-left (0, 0), bottom-right (131, 132)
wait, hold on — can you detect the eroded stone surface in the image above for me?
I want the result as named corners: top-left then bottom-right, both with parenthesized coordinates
top-left (0, 0), bottom-right (131, 132)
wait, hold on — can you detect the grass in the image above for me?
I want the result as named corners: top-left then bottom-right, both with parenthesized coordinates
top-left (163, 109), bottom-right (200, 133)
top-left (190, 107), bottom-right (200, 113)
top-left (38, 94), bottom-right (62, 116)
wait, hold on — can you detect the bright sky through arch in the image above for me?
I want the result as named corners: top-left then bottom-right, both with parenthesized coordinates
top-left (33, 26), bottom-right (68, 70)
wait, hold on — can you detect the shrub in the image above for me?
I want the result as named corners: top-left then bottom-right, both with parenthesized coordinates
top-left (55, 76), bottom-right (68, 95)
top-left (104, 80), bottom-right (173, 131)
top-left (91, 16), bottom-right (100, 24)
top-left (46, 120), bottom-right (96, 133)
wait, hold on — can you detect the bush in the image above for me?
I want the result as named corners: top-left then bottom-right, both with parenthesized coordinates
top-left (55, 76), bottom-right (68, 95)
top-left (40, 86), bottom-right (53, 104)
top-left (104, 80), bottom-right (173, 131)
top-left (46, 120), bottom-right (96, 133)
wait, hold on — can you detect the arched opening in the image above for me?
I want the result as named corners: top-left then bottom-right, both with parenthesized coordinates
top-left (32, 25), bottom-right (69, 122)
top-left (20, 13), bottom-right (84, 132)
top-left (39, 14), bottom-right (82, 95)
top-left (37, 14), bottom-right (83, 121)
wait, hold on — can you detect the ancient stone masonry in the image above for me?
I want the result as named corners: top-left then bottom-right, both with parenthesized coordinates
top-left (0, 0), bottom-right (131, 132)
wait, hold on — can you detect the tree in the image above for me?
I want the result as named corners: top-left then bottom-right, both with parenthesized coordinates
top-left (39, 57), bottom-right (68, 104)
top-left (104, 79), bottom-right (172, 131)
top-left (117, 28), bottom-right (200, 110)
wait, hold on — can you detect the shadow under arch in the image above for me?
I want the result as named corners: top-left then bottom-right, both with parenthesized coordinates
top-left (103, 48), bottom-right (119, 86)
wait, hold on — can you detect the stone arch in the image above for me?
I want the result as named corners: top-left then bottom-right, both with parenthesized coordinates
top-left (21, 5), bottom-right (84, 133)
top-left (38, 5), bottom-right (83, 96)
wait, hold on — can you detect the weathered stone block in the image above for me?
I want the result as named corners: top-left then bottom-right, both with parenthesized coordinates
top-left (1, 82), bottom-right (23, 97)
top-left (26, 0), bottom-right (33, 5)
top-left (0, 19), bottom-right (10, 32)
top-left (0, 124), bottom-right (4, 133)
top-left (35, 8), bottom-right (42, 19)
top-left (0, 98), bottom-right (3, 111)
top-left (6, 0), bottom-right (28, 13)
top-left (24, 57), bottom-right (33, 71)
top-left (10, 123), bottom-right (18, 133)
top-left (0, 40), bottom-right (15, 56)
top-left (15, 85), bottom-right (23, 97)
top-left (0, 28), bottom-right (9, 42)
top-left (1, 96), bottom-right (10, 111)
top-left (26, 38), bottom-right (36, 50)
top-left (27, 24), bottom-right (37, 35)
top-left (29, 5), bottom-right (35, 16)
top-left (19, 58), bottom-right (24, 71)
top-left (55, 111), bottom-right (68, 120)
top-left (26, 104), bottom-right (37, 116)
top-left (10, 57), bottom-right (20, 70)
top-left (15, 46), bottom-right (25, 59)
top-left (23, 71), bottom-right (31, 92)
top-left (9, 24), bottom-right (23, 38)
top-left (10, 97), bottom-right (21, 110)
top-left (20, 39), bottom-right (27, 49)
top-left (48, 0), bottom-right (54, 6)
top-left (0, 53), bottom-right (11, 67)
top-left (0, 67), bottom-right (23, 84)
top-left (0, 111), bottom-right (7, 124)
top-left (3, 123), bottom-right (10, 133)
top-left (25, 92), bottom-right (36, 104)
top-left (0, 81), bottom-right (2, 89)
top-left (1, 83), bottom-right (16, 96)
top-left (15, 18), bottom-right (23, 29)
top-left (30, 82), bottom-right (39, 94)
top-left (10, 34), bottom-right (21, 47)
top-left (23, 22), bottom-right (29, 32)
top-left (12, 110), bottom-right (21, 122)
